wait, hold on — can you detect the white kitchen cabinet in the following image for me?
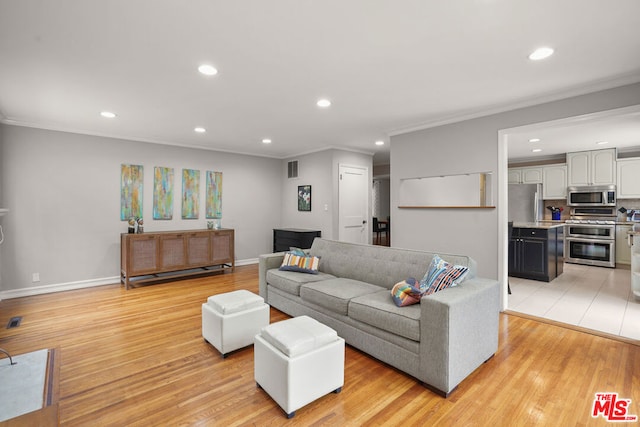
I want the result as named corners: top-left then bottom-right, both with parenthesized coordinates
top-left (508, 169), bottom-right (521, 184)
top-left (567, 148), bottom-right (616, 186)
top-left (508, 166), bottom-right (542, 184)
top-left (616, 224), bottom-right (633, 265)
top-left (617, 158), bottom-right (640, 199)
top-left (541, 164), bottom-right (567, 199)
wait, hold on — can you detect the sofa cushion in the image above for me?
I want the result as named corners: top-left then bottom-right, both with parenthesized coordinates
top-left (349, 290), bottom-right (421, 341)
top-left (267, 269), bottom-right (336, 296)
top-left (300, 278), bottom-right (383, 316)
top-left (308, 238), bottom-right (477, 289)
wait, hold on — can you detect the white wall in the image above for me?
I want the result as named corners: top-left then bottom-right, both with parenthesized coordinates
top-left (0, 125), bottom-right (282, 294)
top-left (391, 82), bottom-right (640, 296)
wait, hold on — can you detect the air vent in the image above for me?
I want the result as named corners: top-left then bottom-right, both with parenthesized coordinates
top-left (287, 160), bottom-right (298, 179)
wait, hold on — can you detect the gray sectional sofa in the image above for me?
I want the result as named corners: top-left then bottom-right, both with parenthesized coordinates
top-left (258, 238), bottom-right (500, 396)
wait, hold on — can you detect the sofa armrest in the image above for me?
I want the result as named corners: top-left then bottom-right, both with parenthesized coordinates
top-left (258, 252), bottom-right (286, 300)
top-left (418, 277), bottom-right (500, 395)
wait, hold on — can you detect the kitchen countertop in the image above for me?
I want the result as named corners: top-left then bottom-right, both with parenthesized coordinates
top-left (512, 222), bottom-right (565, 229)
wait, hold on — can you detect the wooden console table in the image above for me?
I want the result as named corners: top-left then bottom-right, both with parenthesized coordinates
top-left (120, 229), bottom-right (235, 289)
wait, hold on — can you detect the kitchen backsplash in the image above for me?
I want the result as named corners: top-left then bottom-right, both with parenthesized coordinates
top-left (542, 200), bottom-right (569, 221)
top-left (616, 199), bottom-right (640, 222)
top-left (542, 198), bottom-right (640, 222)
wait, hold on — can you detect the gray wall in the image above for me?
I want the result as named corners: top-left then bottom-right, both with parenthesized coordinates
top-left (280, 149), bottom-right (373, 241)
top-left (280, 150), bottom-right (334, 239)
top-left (0, 125), bottom-right (282, 294)
top-left (391, 82), bottom-right (640, 289)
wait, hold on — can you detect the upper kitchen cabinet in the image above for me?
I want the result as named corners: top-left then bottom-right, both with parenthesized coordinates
top-left (567, 148), bottom-right (616, 186)
top-left (542, 164), bottom-right (567, 199)
top-left (617, 158), bottom-right (640, 198)
top-left (508, 166), bottom-right (542, 184)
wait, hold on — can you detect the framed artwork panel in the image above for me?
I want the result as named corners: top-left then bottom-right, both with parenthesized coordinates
top-left (120, 164), bottom-right (143, 220)
top-left (153, 166), bottom-right (174, 220)
top-left (298, 185), bottom-right (311, 211)
top-left (182, 169), bottom-right (200, 219)
top-left (206, 171), bottom-right (223, 219)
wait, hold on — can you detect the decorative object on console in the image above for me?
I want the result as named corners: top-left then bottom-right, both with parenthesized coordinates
top-left (298, 185), bottom-right (311, 211)
top-left (153, 166), bottom-right (174, 220)
top-left (182, 169), bottom-right (200, 219)
top-left (206, 171), bottom-right (223, 219)
top-left (120, 164), bottom-right (143, 220)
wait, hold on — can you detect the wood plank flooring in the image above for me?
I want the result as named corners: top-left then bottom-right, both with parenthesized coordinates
top-left (1, 264), bottom-right (639, 426)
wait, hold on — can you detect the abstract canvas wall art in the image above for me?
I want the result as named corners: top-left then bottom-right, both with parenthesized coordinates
top-left (120, 164), bottom-right (143, 220)
top-left (206, 171), bottom-right (223, 219)
top-left (153, 166), bottom-right (174, 220)
top-left (182, 169), bottom-right (200, 219)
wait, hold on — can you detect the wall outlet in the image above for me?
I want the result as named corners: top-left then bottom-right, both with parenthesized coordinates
top-left (32, 272), bottom-right (40, 282)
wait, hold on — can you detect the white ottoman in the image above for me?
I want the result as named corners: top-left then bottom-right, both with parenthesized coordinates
top-left (254, 315), bottom-right (345, 418)
top-left (202, 290), bottom-right (269, 358)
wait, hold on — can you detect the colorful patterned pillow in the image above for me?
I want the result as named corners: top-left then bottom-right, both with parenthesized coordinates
top-left (391, 278), bottom-right (422, 307)
top-left (279, 252), bottom-right (320, 274)
top-left (420, 255), bottom-right (469, 295)
top-left (288, 247), bottom-right (307, 256)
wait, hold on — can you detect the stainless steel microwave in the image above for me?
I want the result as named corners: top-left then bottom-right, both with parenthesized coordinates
top-left (567, 185), bottom-right (616, 207)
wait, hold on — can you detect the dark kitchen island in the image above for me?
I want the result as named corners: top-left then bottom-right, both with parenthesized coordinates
top-left (509, 222), bottom-right (564, 282)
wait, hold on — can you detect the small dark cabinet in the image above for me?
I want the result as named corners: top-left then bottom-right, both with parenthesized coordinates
top-left (509, 226), bottom-right (563, 282)
top-left (273, 228), bottom-right (321, 252)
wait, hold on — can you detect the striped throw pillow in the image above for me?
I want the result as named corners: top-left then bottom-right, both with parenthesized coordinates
top-left (420, 255), bottom-right (469, 295)
top-left (279, 252), bottom-right (320, 274)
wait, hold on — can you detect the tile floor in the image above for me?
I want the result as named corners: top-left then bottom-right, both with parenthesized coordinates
top-left (508, 262), bottom-right (640, 342)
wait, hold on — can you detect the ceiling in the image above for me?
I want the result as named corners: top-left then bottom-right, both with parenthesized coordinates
top-left (507, 108), bottom-right (640, 163)
top-left (1, 1), bottom-right (640, 166)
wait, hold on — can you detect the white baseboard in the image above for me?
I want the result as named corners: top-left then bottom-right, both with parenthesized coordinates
top-left (0, 276), bottom-right (119, 300)
top-left (0, 258), bottom-right (259, 300)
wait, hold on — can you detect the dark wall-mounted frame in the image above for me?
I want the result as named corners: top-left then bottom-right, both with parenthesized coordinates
top-left (298, 185), bottom-right (311, 211)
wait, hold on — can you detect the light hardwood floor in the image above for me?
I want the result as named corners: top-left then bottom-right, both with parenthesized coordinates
top-left (1, 265), bottom-right (639, 426)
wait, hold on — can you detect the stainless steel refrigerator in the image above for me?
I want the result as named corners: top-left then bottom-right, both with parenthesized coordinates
top-left (508, 183), bottom-right (544, 223)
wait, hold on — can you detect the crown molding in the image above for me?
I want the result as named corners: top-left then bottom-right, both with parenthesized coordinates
top-left (388, 72), bottom-right (640, 137)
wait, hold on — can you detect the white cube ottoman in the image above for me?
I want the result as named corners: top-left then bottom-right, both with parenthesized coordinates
top-left (202, 290), bottom-right (269, 358)
top-left (254, 315), bottom-right (345, 418)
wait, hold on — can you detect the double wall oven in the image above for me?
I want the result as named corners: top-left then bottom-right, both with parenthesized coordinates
top-left (565, 207), bottom-right (616, 268)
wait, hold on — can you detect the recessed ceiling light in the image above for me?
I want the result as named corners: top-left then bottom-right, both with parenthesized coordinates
top-left (528, 138), bottom-right (540, 143)
top-left (375, 140), bottom-right (385, 146)
top-left (528, 47), bottom-right (554, 61)
top-left (198, 64), bottom-right (218, 76)
top-left (596, 140), bottom-right (609, 145)
top-left (262, 138), bottom-right (272, 144)
top-left (532, 148), bottom-right (543, 153)
top-left (317, 99), bottom-right (331, 108)
top-left (194, 127), bottom-right (206, 133)
top-left (100, 111), bottom-right (116, 118)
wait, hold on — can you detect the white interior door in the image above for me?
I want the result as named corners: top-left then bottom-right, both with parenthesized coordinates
top-left (338, 165), bottom-right (369, 244)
